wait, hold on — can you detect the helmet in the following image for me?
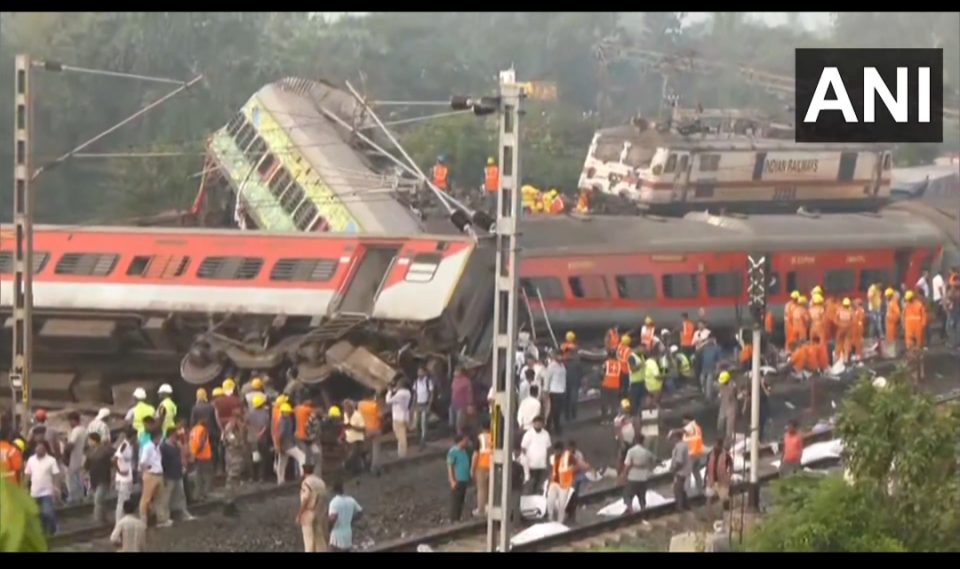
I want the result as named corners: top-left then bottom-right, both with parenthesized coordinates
top-left (621, 335), bottom-right (631, 345)
top-left (548, 189), bottom-right (558, 197)
top-left (13, 438), bottom-right (26, 452)
top-left (487, 157), bottom-right (495, 166)
top-left (644, 316), bottom-right (654, 325)
top-left (212, 387), bottom-right (225, 398)
top-left (790, 290), bottom-right (800, 300)
top-left (798, 295), bottom-right (808, 304)
top-left (34, 409), bottom-right (47, 422)
top-left (565, 331), bottom-right (576, 341)
top-left (133, 388), bottom-right (147, 400)
top-left (718, 371), bottom-right (731, 385)
top-left (251, 393), bottom-right (267, 409)
top-left (660, 328), bottom-right (670, 336)
top-left (158, 383), bottom-right (173, 395)
top-left (670, 345), bottom-right (679, 354)
top-left (251, 378), bottom-right (264, 390)
top-left (328, 405), bottom-right (343, 419)
top-left (620, 398), bottom-right (631, 409)
top-left (812, 295), bottom-right (824, 305)
top-left (904, 290), bottom-right (915, 301)
top-left (196, 388), bottom-right (208, 401)
top-left (222, 378), bottom-right (236, 393)
top-left (842, 298), bottom-right (851, 307)
top-left (884, 288), bottom-right (895, 297)
top-left (280, 403), bottom-right (293, 414)
top-left (812, 286), bottom-right (823, 296)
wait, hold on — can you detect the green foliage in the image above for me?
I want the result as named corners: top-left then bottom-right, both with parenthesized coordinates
top-left (0, 12), bottom-right (956, 223)
top-left (746, 370), bottom-right (960, 552)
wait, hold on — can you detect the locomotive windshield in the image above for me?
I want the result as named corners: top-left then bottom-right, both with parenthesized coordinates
top-left (592, 137), bottom-right (627, 162)
top-left (623, 144), bottom-right (655, 168)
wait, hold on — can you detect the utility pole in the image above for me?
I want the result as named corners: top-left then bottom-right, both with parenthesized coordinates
top-left (10, 54), bottom-right (34, 434)
top-left (486, 69), bottom-right (524, 553)
top-left (746, 253), bottom-right (768, 510)
top-left (7, 54), bottom-right (201, 433)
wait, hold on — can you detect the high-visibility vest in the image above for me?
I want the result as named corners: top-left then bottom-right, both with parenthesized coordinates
top-left (159, 397), bottom-right (177, 435)
top-left (0, 441), bottom-right (23, 484)
top-left (616, 345), bottom-right (632, 370)
top-left (551, 450), bottom-right (574, 489)
top-left (560, 341), bottom-right (578, 362)
top-left (575, 191), bottom-right (589, 213)
top-left (294, 404), bottom-right (313, 441)
top-left (764, 311), bottom-right (775, 334)
top-left (359, 400), bottom-right (381, 435)
top-left (484, 165), bottom-right (499, 193)
top-left (432, 164), bottom-right (449, 190)
top-left (477, 431), bottom-right (492, 471)
top-left (680, 320), bottom-right (695, 347)
top-left (683, 422), bottom-right (704, 457)
top-left (640, 326), bottom-right (655, 349)
top-left (676, 352), bottom-right (692, 377)
top-left (271, 405), bottom-right (283, 445)
top-left (628, 353), bottom-right (645, 385)
top-left (602, 359), bottom-right (622, 390)
top-left (132, 401), bottom-right (156, 436)
top-left (643, 358), bottom-right (662, 393)
top-left (189, 424), bottom-right (212, 461)
top-left (548, 196), bottom-right (564, 214)
top-left (783, 431), bottom-right (804, 463)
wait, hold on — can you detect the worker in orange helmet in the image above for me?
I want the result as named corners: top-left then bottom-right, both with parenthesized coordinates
top-left (885, 287), bottom-right (901, 348)
top-left (790, 295), bottom-right (810, 349)
top-left (903, 290), bottom-right (928, 350)
top-left (833, 297), bottom-right (854, 364)
top-left (808, 295), bottom-right (827, 346)
top-left (784, 291), bottom-right (799, 350)
top-left (431, 155), bottom-right (449, 192)
top-left (850, 298), bottom-right (866, 360)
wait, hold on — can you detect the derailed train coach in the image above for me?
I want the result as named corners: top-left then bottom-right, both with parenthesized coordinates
top-left (0, 226), bottom-right (495, 404)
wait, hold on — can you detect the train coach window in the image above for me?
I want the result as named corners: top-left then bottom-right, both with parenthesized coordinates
top-left (787, 271), bottom-right (819, 295)
top-left (233, 122), bottom-right (255, 151)
top-left (859, 268), bottom-right (891, 292)
top-left (568, 275), bottom-right (609, 299)
top-left (405, 253), bottom-right (443, 283)
top-left (698, 154), bottom-right (721, 172)
top-left (824, 269), bottom-right (856, 295)
top-left (270, 258), bottom-right (338, 282)
top-left (768, 272), bottom-right (781, 295)
top-left (225, 112), bottom-right (245, 137)
top-left (615, 274), bottom-right (657, 299)
top-left (243, 136), bottom-right (268, 163)
top-left (706, 272), bottom-right (742, 298)
top-left (197, 256), bottom-right (263, 280)
top-left (663, 154), bottom-right (677, 174)
top-left (662, 273), bottom-right (699, 299)
top-left (257, 153), bottom-right (277, 177)
top-left (521, 277), bottom-right (565, 300)
top-left (54, 253), bottom-right (118, 277)
top-left (293, 201), bottom-right (319, 231)
top-left (269, 169), bottom-right (293, 198)
top-left (0, 251), bottom-right (50, 274)
top-left (280, 183), bottom-right (306, 214)
top-left (126, 255), bottom-right (191, 279)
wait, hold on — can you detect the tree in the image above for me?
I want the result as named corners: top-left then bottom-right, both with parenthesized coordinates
top-left (745, 369), bottom-right (960, 552)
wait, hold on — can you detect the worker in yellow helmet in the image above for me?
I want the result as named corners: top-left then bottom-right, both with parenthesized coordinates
top-left (251, 393), bottom-right (266, 409)
top-left (222, 378), bottom-right (236, 395)
top-left (811, 286), bottom-right (823, 297)
top-left (834, 298), bottom-right (855, 363)
top-left (716, 370), bottom-right (736, 440)
top-left (212, 387), bottom-right (224, 398)
top-left (785, 291), bottom-right (801, 350)
top-left (327, 405), bottom-right (342, 419)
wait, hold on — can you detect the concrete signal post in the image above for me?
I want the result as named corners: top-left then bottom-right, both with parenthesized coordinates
top-left (746, 253), bottom-right (769, 509)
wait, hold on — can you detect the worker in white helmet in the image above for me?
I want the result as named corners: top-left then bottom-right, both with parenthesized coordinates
top-left (157, 384), bottom-right (178, 438)
top-left (128, 388), bottom-right (156, 441)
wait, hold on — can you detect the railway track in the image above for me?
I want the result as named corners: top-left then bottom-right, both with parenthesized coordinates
top-left (373, 386), bottom-right (960, 553)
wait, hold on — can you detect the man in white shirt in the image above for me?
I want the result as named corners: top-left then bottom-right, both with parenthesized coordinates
top-left (692, 320), bottom-right (712, 349)
top-left (520, 416), bottom-right (551, 495)
top-left (385, 379), bottom-right (412, 458)
top-left (517, 368), bottom-right (534, 403)
top-left (24, 440), bottom-right (61, 535)
top-left (113, 427), bottom-right (136, 528)
top-left (932, 272), bottom-right (947, 342)
top-left (64, 411), bottom-right (88, 504)
top-left (342, 400), bottom-right (367, 475)
top-left (933, 272), bottom-right (946, 303)
top-left (544, 351), bottom-right (567, 435)
top-left (138, 429), bottom-right (164, 524)
top-left (412, 367), bottom-right (434, 449)
top-left (915, 270), bottom-right (931, 299)
top-left (517, 384), bottom-right (543, 433)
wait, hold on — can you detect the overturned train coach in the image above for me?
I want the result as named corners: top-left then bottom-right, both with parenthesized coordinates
top-left (0, 203), bottom-right (953, 403)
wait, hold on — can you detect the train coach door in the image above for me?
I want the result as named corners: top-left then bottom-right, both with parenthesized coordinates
top-left (336, 245), bottom-right (401, 315)
top-left (675, 153), bottom-right (691, 202)
top-left (893, 248), bottom-right (912, 288)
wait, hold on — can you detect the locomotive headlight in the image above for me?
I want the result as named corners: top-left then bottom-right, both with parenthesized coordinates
top-left (608, 173), bottom-right (622, 184)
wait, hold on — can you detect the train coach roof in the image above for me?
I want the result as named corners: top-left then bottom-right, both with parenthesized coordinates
top-left (27, 224), bottom-right (474, 243)
top-left (520, 209), bottom-right (944, 256)
top-left (594, 125), bottom-right (890, 152)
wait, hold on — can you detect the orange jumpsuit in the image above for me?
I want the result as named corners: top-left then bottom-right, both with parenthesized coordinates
top-left (833, 306), bottom-right (854, 363)
top-left (790, 344), bottom-right (808, 374)
top-left (824, 298), bottom-right (839, 343)
top-left (885, 299), bottom-right (901, 344)
top-left (806, 340), bottom-right (829, 372)
top-left (680, 319), bottom-right (695, 350)
top-left (903, 299), bottom-right (928, 350)
top-left (789, 305), bottom-right (810, 350)
top-left (809, 305), bottom-right (826, 346)
top-left (783, 300), bottom-right (796, 347)
top-left (764, 311), bottom-right (775, 336)
top-left (851, 306), bottom-right (865, 358)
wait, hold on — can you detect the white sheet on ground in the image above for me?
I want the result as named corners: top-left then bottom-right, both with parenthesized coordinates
top-left (596, 490), bottom-right (671, 516)
top-left (510, 522), bottom-right (570, 547)
top-left (520, 495), bottom-right (547, 519)
top-left (771, 438), bottom-right (844, 469)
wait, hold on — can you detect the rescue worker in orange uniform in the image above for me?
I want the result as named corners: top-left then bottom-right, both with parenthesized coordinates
top-left (294, 398), bottom-right (315, 454)
top-left (833, 297), bottom-right (854, 364)
top-left (764, 310), bottom-right (775, 338)
top-left (605, 325), bottom-right (621, 352)
top-left (431, 155), bottom-right (449, 192)
top-left (809, 295), bottom-right (827, 346)
top-left (483, 157), bottom-right (499, 193)
top-left (0, 438), bottom-right (25, 485)
top-left (616, 336), bottom-right (634, 398)
top-left (806, 334), bottom-right (830, 373)
top-left (784, 291), bottom-right (799, 349)
top-left (851, 298), bottom-right (866, 360)
top-left (885, 288), bottom-right (901, 346)
top-left (789, 295), bottom-right (810, 350)
top-left (601, 351), bottom-right (623, 418)
top-left (639, 317), bottom-right (656, 351)
top-left (679, 313), bottom-right (696, 357)
top-left (790, 339), bottom-right (809, 376)
top-left (575, 188), bottom-right (591, 214)
top-left (560, 331), bottom-right (578, 362)
top-left (543, 189), bottom-right (564, 214)
top-left (824, 296), bottom-right (840, 346)
top-left (903, 290), bottom-right (928, 350)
